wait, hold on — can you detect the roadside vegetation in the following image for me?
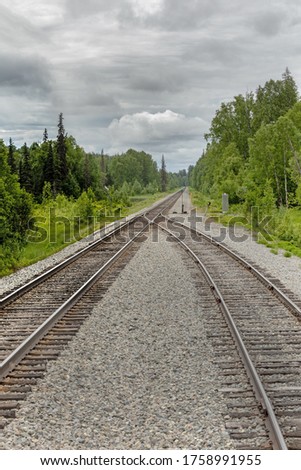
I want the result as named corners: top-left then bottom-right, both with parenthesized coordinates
top-left (189, 69), bottom-right (301, 258)
top-left (0, 114), bottom-right (187, 276)
top-left (7, 190), bottom-right (172, 275)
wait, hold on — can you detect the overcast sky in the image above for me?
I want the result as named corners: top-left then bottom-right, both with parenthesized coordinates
top-left (1, 0), bottom-right (301, 171)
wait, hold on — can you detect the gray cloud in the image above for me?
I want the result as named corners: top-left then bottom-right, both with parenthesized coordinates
top-left (251, 10), bottom-right (287, 36)
top-left (0, 53), bottom-right (52, 95)
top-left (64, 0), bottom-right (123, 17)
top-left (1, 0), bottom-right (301, 170)
top-left (158, 0), bottom-right (218, 30)
top-left (117, 0), bottom-right (220, 31)
top-left (0, 3), bottom-right (46, 46)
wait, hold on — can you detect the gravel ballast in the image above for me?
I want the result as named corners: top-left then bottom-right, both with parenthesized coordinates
top-left (1, 191), bottom-right (301, 449)
top-left (170, 191), bottom-right (301, 302)
top-left (0, 231), bottom-right (234, 449)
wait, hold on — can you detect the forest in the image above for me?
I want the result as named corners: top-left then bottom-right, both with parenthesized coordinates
top-left (0, 113), bottom-right (187, 275)
top-left (3, 69), bottom-right (301, 275)
top-left (190, 69), bottom-right (301, 255)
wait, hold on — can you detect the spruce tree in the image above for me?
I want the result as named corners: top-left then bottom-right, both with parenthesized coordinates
top-left (281, 67), bottom-right (299, 110)
top-left (43, 128), bottom-right (48, 143)
top-left (100, 149), bottom-right (107, 187)
top-left (44, 142), bottom-right (55, 194)
top-left (56, 112), bottom-right (68, 192)
top-left (160, 154), bottom-right (168, 192)
top-left (84, 153), bottom-right (91, 190)
top-left (19, 143), bottom-right (33, 193)
top-left (8, 138), bottom-right (17, 173)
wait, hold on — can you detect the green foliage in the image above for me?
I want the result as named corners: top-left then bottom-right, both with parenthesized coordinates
top-left (296, 180), bottom-right (301, 205)
top-left (42, 181), bottom-right (53, 204)
top-left (132, 179), bottom-right (143, 195)
top-left (108, 149), bottom-right (159, 189)
top-left (253, 68), bottom-right (299, 128)
top-left (143, 182), bottom-right (158, 195)
top-left (206, 93), bottom-right (255, 159)
top-left (1, 113), bottom-right (187, 275)
top-left (0, 191), bottom-right (168, 276)
top-left (2, 115), bottom-right (185, 208)
top-left (0, 139), bottom-right (33, 273)
top-left (160, 155), bottom-right (167, 192)
top-left (56, 112), bottom-right (68, 193)
top-left (8, 138), bottom-right (17, 174)
top-left (76, 190), bottom-right (95, 220)
top-left (191, 69), bottom-right (301, 256)
top-left (192, 70), bottom-right (300, 211)
top-left (19, 143), bottom-right (33, 193)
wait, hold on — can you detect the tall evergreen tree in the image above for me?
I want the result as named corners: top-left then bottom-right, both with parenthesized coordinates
top-left (0, 139), bottom-right (9, 177)
top-left (100, 149), bottom-right (107, 188)
top-left (84, 153), bottom-right (91, 190)
top-left (19, 143), bottom-right (33, 193)
top-left (100, 149), bottom-right (106, 173)
top-left (56, 112), bottom-right (68, 192)
top-left (43, 128), bottom-right (48, 143)
top-left (0, 139), bottom-right (33, 249)
top-left (160, 154), bottom-right (168, 192)
top-left (281, 67), bottom-right (299, 110)
top-left (44, 142), bottom-right (55, 194)
top-left (8, 138), bottom-right (17, 174)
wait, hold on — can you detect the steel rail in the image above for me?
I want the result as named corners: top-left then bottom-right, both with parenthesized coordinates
top-left (0, 189), bottom-right (183, 308)
top-left (0, 224), bottom-right (149, 381)
top-left (0, 191), bottom-right (184, 380)
top-left (164, 216), bottom-right (301, 320)
top-left (0, 216), bottom-right (141, 308)
top-left (156, 221), bottom-right (288, 450)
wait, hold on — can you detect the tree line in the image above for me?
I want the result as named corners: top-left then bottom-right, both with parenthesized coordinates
top-left (190, 69), bottom-right (301, 213)
top-left (1, 113), bottom-right (187, 268)
top-left (5, 113), bottom-right (186, 202)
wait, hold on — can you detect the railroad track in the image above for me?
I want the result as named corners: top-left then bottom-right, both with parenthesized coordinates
top-left (0, 190), bottom-right (183, 431)
top-left (2, 188), bottom-right (301, 450)
top-left (156, 213), bottom-right (301, 450)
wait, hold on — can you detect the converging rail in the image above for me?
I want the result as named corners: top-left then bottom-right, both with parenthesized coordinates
top-left (0, 189), bottom-right (183, 308)
top-left (0, 190), bottom-right (183, 430)
top-left (156, 213), bottom-right (301, 449)
top-left (3, 189), bottom-right (299, 449)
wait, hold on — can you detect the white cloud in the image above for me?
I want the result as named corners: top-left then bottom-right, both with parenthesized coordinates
top-left (129, 0), bottom-right (163, 17)
top-left (0, 0), bottom-right (64, 27)
top-left (108, 110), bottom-right (205, 146)
top-left (106, 110), bottom-right (206, 171)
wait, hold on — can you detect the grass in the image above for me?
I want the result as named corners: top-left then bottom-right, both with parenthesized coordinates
top-left (190, 188), bottom-right (301, 259)
top-left (0, 191), bottom-right (171, 277)
top-left (124, 192), bottom-right (173, 215)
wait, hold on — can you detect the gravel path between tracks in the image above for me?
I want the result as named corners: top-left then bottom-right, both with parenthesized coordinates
top-left (0, 231), bottom-right (235, 450)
